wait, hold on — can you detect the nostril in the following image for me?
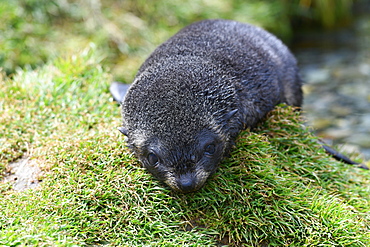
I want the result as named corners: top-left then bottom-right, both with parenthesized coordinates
top-left (183, 162), bottom-right (194, 170)
top-left (190, 155), bottom-right (196, 162)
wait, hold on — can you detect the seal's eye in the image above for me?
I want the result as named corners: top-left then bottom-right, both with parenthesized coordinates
top-left (147, 153), bottom-right (159, 166)
top-left (204, 144), bottom-right (216, 155)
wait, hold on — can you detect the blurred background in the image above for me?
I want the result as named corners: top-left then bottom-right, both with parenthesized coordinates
top-left (1, 0), bottom-right (369, 158)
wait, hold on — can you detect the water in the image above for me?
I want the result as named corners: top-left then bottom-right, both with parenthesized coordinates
top-left (292, 14), bottom-right (370, 160)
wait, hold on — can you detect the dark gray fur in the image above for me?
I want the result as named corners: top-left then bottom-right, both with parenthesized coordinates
top-left (119, 19), bottom-right (303, 192)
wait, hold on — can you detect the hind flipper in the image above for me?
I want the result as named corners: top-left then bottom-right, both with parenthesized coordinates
top-left (322, 144), bottom-right (369, 170)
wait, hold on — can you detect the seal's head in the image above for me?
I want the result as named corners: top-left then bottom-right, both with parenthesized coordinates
top-left (119, 63), bottom-right (238, 193)
top-left (120, 127), bottom-right (225, 193)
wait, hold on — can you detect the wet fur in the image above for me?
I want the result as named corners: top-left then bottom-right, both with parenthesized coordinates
top-left (119, 19), bottom-right (304, 192)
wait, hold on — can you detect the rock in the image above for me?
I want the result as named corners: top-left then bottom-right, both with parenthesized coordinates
top-left (304, 68), bottom-right (331, 84)
top-left (345, 133), bottom-right (370, 148)
top-left (325, 128), bottom-right (353, 139)
top-left (2, 158), bottom-right (42, 191)
top-left (359, 63), bottom-right (370, 76)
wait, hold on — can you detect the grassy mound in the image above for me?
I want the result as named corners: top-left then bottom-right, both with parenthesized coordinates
top-left (1, 49), bottom-right (369, 246)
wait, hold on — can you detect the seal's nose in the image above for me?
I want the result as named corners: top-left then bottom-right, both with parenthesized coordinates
top-left (177, 174), bottom-right (197, 193)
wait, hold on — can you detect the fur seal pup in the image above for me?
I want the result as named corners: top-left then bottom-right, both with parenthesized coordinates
top-left (111, 19), bottom-right (368, 193)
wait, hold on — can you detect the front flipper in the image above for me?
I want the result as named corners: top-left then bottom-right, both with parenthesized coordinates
top-left (322, 144), bottom-right (369, 170)
top-left (109, 81), bottom-right (131, 103)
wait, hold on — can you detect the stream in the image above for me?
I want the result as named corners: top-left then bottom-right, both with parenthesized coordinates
top-left (293, 12), bottom-right (370, 160)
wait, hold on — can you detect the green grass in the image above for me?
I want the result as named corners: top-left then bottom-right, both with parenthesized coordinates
top-left (0, 0), bottom-right (355, 81)
top-left (0, 1), bottom-right (368, 246)
top-left (1, 49), bottom-right (369, 246)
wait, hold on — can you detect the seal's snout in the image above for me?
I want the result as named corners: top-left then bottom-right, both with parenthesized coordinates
top-left (177, 174), bottom-right (197, 193)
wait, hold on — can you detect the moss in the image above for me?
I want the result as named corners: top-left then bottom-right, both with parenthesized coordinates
top-left (1, 50), bottom-right (369, 246)
top-left (0, 1), bottom-right (367, 245)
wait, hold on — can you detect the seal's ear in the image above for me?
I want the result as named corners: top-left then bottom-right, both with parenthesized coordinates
top-left (118, 127), bottom-right (128, 136)
top-left (110, 81), bottom-right (131, 103)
